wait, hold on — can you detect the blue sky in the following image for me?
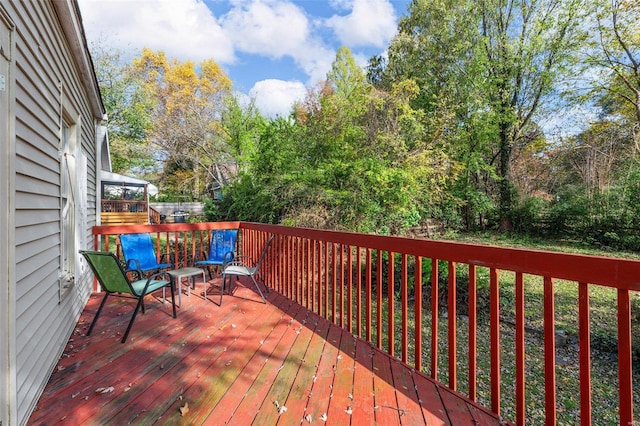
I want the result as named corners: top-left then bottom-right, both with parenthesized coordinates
top-left (77, 0), bottom-right (412, 118)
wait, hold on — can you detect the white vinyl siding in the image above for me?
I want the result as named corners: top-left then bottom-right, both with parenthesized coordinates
top-left (0, 4), bottom-right (16, 425)
top-left (4, 1), bottom-right (103, 424)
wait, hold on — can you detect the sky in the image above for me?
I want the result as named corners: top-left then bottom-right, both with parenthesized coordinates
top-left (77, 0), bottom-right (412, 118)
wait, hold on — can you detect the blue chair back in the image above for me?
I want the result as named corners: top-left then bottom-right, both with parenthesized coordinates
top-left (120, 233), bottom-right (170, 273)
top-left (208, 229), bottom-right (238, 263)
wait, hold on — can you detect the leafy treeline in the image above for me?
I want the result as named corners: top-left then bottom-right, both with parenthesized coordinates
top-left (94, 0), bottom-right (640, 249)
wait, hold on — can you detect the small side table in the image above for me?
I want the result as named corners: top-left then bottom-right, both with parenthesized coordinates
top-left (167, 267), bottom-right (206, 306)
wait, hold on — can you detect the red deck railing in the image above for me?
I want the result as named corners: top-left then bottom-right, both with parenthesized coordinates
top-left (90, 221), bottom-right (639, 425)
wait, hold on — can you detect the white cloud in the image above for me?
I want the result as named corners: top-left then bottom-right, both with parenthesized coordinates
top-left (249, 79), bottom-right (307, 118)
top-left (222, 0), bottom-right (335, 86)
top-left (325, 0), bottom-right (398, 48)
top-left (78, 0), bottom-right (235, 64)
top-left (221, 0), bottom-right (309, 58)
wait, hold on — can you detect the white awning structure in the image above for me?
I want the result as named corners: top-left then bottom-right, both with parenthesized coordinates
top-left (100, 170), bottom-right (158, 196)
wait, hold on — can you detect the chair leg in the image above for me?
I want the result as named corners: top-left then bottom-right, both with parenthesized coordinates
top-left (250, 276), bottom-right (266, 303)
top-left (220, 274), bottom-right (226, 306)
top-left (122, 296), bottom-right (144, 343)
top-left (87, 293), bottom-right (110, 336)
top-left (170, 283), bottom-right (177, 318)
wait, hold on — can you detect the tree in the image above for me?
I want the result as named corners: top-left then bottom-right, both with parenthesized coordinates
top-left (379, 0), bottom-right (589, 230)
top-left (90, 43), bottom-right (155, 175)
top-left (592, 0), bottom-right (640, 152)
top-left (131, 48), bottom-right (233, 199)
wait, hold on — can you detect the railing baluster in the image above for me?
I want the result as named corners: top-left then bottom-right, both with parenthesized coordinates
top-left (306, 239), bottom-right (311, 310)
top-left (339, 244), bottom-right (344, 328)
top-left (377, 249), bottom-right (383, 350)
top-left (578, 282), bottom-right (592, 426)
top-left (357, 246), bottom-right (362, 338)
top-left (543, 276), bottom-right (556, 424)
top-left (401, 254), bottom-right (408, 364)
top-left (332, 243), bottom-right (337, 324)
top-left (490, 267), bottom-right (500, 415)
top-left (366, 248), bottom-right (372, 343)
top-left (617, 288), bottom-right (633, 426)
top-left (415, 256), bottom-right (423, 372)
top-left (348, 245), bottom-right (353, 334)
top-left (516, 272), bottom-right (525, 425)
top-left (448, 260), bottom-right (457, 391)
top-left (388, 251), bottom-right (395, 357)
top-left (431, 258), bottom-right (439, 381)
top-left (468, 264), bottom-right (477, 401)
top-left (325, 242), bottom-right (330, 320)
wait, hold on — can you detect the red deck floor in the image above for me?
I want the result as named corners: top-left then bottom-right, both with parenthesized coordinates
top-left (28, 277), bottom-right (506, 425)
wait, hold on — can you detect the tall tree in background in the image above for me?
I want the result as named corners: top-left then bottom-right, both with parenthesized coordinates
top-left (91, 43), bottom-right (154, 175)
top-left (380, 0), bottom-right (588, 230)
top-left (480, 0), bottom-right (587, 229)
top-left (131, 48), bottom-right (233, 199)
top-left (592, 0), bottom-right (640, 152)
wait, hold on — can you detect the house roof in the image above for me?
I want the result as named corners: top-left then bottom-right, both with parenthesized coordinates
top-left (101, 170), bottom-right (158, 196)
top-left (51, 0), bottom-right (105, 119)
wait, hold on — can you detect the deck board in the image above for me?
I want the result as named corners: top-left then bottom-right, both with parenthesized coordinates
top-left (28, 277), bottom-right (509, 425)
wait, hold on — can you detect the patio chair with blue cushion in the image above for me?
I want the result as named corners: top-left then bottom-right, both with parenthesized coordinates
top-left (119, 233), bottom-right (174, 279)
top-left (194, 229), bottom-right (238, 279)
top-left (80, 250), bottom-right (176, 343)
top-left (220, 235), bottom-right (274, 305)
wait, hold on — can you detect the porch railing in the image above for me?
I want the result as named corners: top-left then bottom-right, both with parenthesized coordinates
top-left (90, 221), bottom-right (639, 425)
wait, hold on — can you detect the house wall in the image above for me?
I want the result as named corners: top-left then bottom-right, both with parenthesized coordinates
top-left (1, 1), bottom-right (104, 425)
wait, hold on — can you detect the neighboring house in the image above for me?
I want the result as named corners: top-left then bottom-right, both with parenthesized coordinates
top-left (0, 1), bottom-right (106, 425)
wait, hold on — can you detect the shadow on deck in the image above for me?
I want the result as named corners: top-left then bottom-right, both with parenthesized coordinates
top-left (28, 277), bottom-right (507, 425)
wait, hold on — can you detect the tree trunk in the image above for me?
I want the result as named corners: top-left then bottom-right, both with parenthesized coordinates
top-left (498, 121), bottom-right (513, 231)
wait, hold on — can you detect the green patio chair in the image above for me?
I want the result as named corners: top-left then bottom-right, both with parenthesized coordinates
top-left (80, 250), bottom-right (177, 343)
top-left (220, 235), bottom-right (274, 305)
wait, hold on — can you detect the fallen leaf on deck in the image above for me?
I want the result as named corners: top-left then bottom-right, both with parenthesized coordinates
top-left (95, 387), bottom-right (114, 394)
top-left (320, 413), bottom-right (328, 422)
top-left (180, 402), bottom-right (189, 416)
top-left (278, 406), bottom-right (287, 415)
top-left (305, 413), bottom-right (312, 423)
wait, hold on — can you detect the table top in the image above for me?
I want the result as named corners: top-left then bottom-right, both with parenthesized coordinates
top-left (167, 267), bottom-right (204, 276)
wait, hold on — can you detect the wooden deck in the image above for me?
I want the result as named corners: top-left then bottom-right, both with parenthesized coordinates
top-left (28, 277), bottom-right (507, 425)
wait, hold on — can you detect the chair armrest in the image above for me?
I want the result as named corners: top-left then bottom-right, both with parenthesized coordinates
top-left (221, 250), bottom-right (236, 267)
top-left (139, 271), bottom-right (171, 295)
top-left (230, 254), bottom-right (255, 266)
top-left (126, 259), bottom-right (144, 280)
top-left (160, 252), bottom-right (175, 265)
top-left (193, 249), bottom-right (208, 263)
